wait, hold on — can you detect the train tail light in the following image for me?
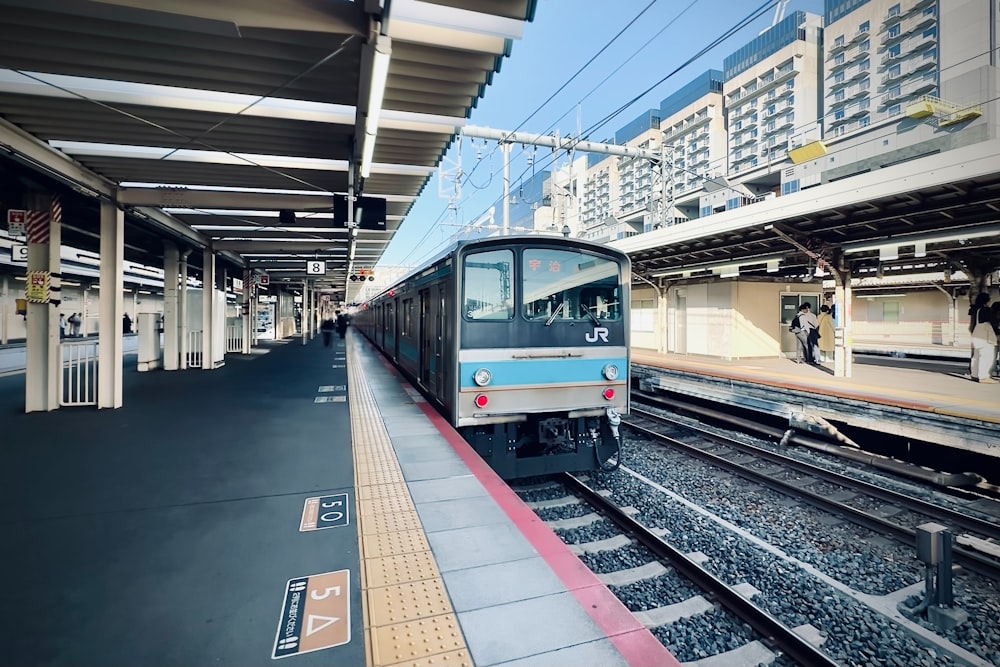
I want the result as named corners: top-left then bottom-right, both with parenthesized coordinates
top-left (474, 394), bottom-right (489, 408)
top-left (602, 388), bottom-right (616, 401)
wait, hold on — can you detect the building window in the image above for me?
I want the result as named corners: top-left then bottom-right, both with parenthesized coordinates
top-left (859, 39), bottom-right (870, 51)
top-left (835, 108), bottom-right (845, 120)
top-left (923, 27), bottom-right (937, 39)
top-left (859, 97), bottom-right (870, 109)
top-left (727, 197), bottom-right (741, 210)
top-left (834, 71), bottom-right (845, 83)
top-left (888, 104), bottom-right (901, 116)
top-left (888, 64), bottom-right (901, 78)
top-left (835, 53), bottom-right (845, 65)
top-left (835, 89), bottom-right (846, 101)
top-left (781, 179), bottom-right (800, 195)
top-left (888, 23), bottom-right (900, 38)
top-left (859, 20), bottom-right (870, 33)
top-left (859, 58), bottom-right (870, 70)
top-left (860, 116), bottom-right (871, 128)
top-left (700, 205), bottom-right (713, 217)
top-left (888, 44), bottom-right (901, 58)
top-left (834, 35), bottom-right (845, 47)
top-left (888, 4), bottom-right (900, 17)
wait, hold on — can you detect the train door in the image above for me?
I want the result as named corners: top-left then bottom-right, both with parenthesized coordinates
top-left (419, 289), bottom-right (433, 389)
top-left (435, 284), bottom-right (445, 398)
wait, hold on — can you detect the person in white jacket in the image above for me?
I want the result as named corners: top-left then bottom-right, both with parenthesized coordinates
top-left (969, 293), bottom-right (999, 384)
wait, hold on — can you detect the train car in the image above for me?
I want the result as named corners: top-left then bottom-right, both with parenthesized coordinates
top-left (354, 235), bottom-right (630, 479)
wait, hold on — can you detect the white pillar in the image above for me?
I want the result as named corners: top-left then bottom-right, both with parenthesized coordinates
top-left (834, 281), bottom-right (853, 378)
top-left (25, 193), bottom-right (61, 412)
top-left (163, 243), bottom-right (180, 370)
top-left (1, 274), bottom-right (8, 345)
top-left (179, 251), bottom-right (189, 370)
top-left (242, 270), bottom-right (252, 354)
top-left (202, 249), bottom-right (216, 369)
top-left (301, 281), bottom-right (309, 345)
top-left (98, 200), bottom-right (124, 409)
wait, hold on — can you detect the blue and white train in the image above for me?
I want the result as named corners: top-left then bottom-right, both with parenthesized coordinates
top-left (354, 235), bottom-right (630, 479)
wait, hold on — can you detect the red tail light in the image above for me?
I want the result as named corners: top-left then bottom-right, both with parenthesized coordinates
top-left (474, 394), bottom-right (489, 408)
top-left (602, 388), bottom-right (615, 400)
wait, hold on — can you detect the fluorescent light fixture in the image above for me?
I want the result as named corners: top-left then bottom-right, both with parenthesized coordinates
top-left (843, 224), bottom-right (1000, 253)
top-left (50, 141), bottom-right (350, 171)
top-left (360, 36), bottom-right (392, 180)
top-left (766, 260), bottom-right (780, 273)
top-left (914, 241), bottom-right (926, 258)
top-left (651, 253), bottom-right (787, 278)
top-left (879, 246), bottom-right (899, 261)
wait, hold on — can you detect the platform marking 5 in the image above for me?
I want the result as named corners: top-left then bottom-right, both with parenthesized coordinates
top-left (318, 385), bottom-right (347, 393)
top-left (300, 493), bottom-right (350, 531)
top-left (314, 396), bottom-right (347, 403)
top-left (272, 569), bottom-right (350, 659)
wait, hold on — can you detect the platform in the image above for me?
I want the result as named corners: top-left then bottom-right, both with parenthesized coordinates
top-left (0, 332), bottom-right (679, 667)
top-left (631, 349), bottom-right (1000, 461)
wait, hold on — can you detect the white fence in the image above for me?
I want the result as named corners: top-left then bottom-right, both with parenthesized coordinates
top-left (60, 339), bottom-right (98, 406)
top-left (226, 324), bottom-right (243, 353)
top-left (187, 330), bottom-right (203, 368)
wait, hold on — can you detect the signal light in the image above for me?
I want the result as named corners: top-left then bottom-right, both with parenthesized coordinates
top-left (474, 394), bottom-right (489, 408)
top-left (602, 388), bottom-right (615, 400)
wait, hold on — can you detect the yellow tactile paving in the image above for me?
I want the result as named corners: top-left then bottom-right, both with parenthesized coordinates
top-left (371, 615), bottom-right (469, 667)
top-left (364, 552), bottom-right (441, 588)
top-left (347, 338), bottom-right (470, 667)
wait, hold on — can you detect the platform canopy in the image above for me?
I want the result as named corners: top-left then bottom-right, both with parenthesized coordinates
top-left (0, 0), bottom-right (535, 297)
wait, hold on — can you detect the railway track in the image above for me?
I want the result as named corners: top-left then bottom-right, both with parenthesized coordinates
top-left (624, 405), bottom-right (1000, 582)
top-left (560, 472), bottom-right (842, 666)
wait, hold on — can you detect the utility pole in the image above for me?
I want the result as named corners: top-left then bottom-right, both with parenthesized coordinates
top-left (502, 141), bottom-right (511, 235)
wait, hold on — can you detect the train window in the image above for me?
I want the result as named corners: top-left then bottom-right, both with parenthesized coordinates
top-left (523, 249), bottom-right (621, 322)
top-left (463, 249), bottom-right (514, 320)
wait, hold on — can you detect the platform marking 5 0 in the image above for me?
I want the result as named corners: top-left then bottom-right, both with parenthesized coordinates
top-left (300, 493), bottom-right (350, 532)
top-left (272, 569), bottom-right (351, 659)
top-left (314, 396), bottom-right (346, 403)
top-left (318, 385), bottom-right (347, 393)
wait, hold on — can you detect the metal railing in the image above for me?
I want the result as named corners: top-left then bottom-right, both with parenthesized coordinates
top-left (188, 330), bottom-right (203, 368)
top-left (60, 338), bottom-right (98, 406)
top-left (226, 324), bottom-right (243, 353)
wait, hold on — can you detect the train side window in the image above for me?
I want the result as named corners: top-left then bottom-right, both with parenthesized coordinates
top-left (463, 249), bottom-right (514, 320)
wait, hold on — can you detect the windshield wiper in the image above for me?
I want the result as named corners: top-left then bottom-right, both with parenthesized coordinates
top-left (544, 300), bottom-right (566, 326)
top-left (580, 304), bottom-right (601, 326)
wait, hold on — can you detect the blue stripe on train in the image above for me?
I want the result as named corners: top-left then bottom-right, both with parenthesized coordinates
top-left (459, 357), bottom-right (628, 389)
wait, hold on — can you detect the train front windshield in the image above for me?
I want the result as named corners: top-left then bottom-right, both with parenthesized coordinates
top-left (522, 249), bottom-right (622, 322)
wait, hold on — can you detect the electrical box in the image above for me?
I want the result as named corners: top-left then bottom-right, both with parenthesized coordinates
top-left (916, 522), bottom-right (949, 565)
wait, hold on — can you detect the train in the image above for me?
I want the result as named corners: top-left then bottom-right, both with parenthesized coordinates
top-left (353, 235), bottom-right (630, 479)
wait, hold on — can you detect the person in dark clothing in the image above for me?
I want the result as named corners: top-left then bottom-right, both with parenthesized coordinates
top-left (335, 310), bottom-right (349, 339)
top-left (320, 317), bottom-right (335, 347)
top-left (122, 313), bottom-right (132, 334)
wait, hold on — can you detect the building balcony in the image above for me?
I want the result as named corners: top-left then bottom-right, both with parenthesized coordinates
top-left (828, 57), bottom-right (851, 72)
top-left (851, 25), bottom-right (870, 42)
top-left (828, 39), bottom-right (849, 55)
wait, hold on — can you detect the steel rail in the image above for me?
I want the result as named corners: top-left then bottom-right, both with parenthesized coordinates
top-left (561, 472), bottom-right (843, 667)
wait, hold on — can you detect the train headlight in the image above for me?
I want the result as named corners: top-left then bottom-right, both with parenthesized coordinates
top-left (474, 394), bottom-right (489, 408)
top-left (473, 368), bottom-right (493, 387)
top-left (602, 364), bottom-right (620, 381)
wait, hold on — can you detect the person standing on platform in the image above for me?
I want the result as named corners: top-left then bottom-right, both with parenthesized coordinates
top-left (68, 312), bottom-right (81, 337)
top-left (320, 316), bottom-right (335, 347)
top-left (59, 313), bottom-right (67, 340)
top-left (817, 304), bottom-right (835, 363)
top-left (992, 302), bottom-right (1000, 378)
top-left (792, 302), bottom-right (819, 364)
top-left (335, 310), bottom-right (349, 339)
top-left (968, 293), bottom-right (998, 384)
top-left (122, 312), bottom-right (132, 334)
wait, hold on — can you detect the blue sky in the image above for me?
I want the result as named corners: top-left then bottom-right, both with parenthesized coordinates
top-left (378, 0), bottom-right (823, 267)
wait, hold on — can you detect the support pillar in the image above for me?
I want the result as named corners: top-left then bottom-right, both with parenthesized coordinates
top-left (24, 193), bottom-right (61, 412)
top-left (163, 243), bottom-right (180, 370)
top-left (242, 270), bottom-right (252, 354)
top-left (832, 254), bottom-right (853, 378)
top-left (179, 251), bottom-right (189, 370)
top-left (1, 274), bottom-right (8, 345)
top-left (97, 201), bottom-right (124, 409)
top-left (302, 280), bottom-right (309, 345)
top-left (202, 249), bottom-right (216, 369)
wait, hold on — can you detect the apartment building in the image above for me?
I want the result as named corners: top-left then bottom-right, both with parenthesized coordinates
top-left (699, 10), bottom-right (824, 215)
top-left (658, 70), bottom-right (726, 223)
top-left (783, 0), bottom-right (994, 191)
